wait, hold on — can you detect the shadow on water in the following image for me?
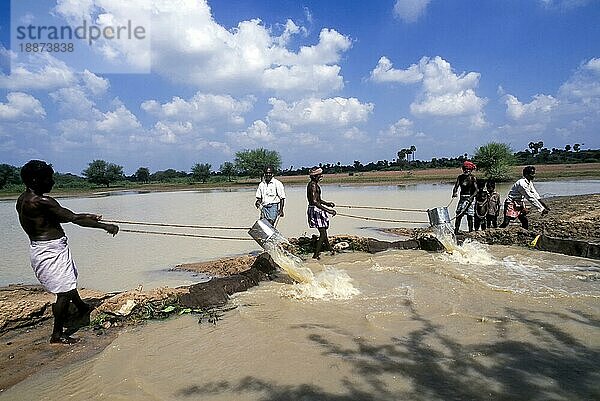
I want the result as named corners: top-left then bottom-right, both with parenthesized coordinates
top-left (175, 303), bottom-right (600, 401)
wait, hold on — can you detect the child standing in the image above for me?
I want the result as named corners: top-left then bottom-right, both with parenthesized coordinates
top-left (486, 180), bottom-right (501, 228)
top-left (474, 179), bottom-right (489, 230)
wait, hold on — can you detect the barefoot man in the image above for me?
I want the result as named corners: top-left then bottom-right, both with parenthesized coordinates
top-left (16, 160), bottom-right (119, 344)
top-left (307, 167), bottom-right (336, 259)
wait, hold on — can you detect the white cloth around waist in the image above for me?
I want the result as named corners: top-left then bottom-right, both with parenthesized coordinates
top-left (29, 236), bottom-right (78, 294)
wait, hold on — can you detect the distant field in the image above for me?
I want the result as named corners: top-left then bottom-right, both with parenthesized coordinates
top-left (1, 163), bottom-right (599, 200)
top-left (274, 163), bottom-right (600, 186)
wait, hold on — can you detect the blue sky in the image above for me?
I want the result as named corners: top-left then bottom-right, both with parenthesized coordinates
top-left (1, 0), bottom-right (599, 174)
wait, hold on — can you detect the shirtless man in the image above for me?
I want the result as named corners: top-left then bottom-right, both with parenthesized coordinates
top-left (16, 160), bottom-right (119, 344)
top-left (452, 161), bottom-right (478, 234)
top-left (306, 167), bottom-right (336, 260)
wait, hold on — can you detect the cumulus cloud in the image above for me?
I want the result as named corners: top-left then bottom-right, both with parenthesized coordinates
top-left (500, 57), bottom-right (600, 142)
top-left (81, 70), bottom-right (110, 95)
top-left (96, 105), bottom-right (142, 133)
top-left (558, 57), bottom-right (600, 101)
top-left (0, 53), bottom-right (77, 90)
top-left (0, 92), bottom-right (46, 120)
top-left (50, 87), bottom-right (102, 119)
top-left (393, 0), bottom-right (431, 23)
top-left (267, 97), bottom-right (374, 127)
top-left (53, 0), bottom-right (351, 97)
top-left (504, 94), bottom-right (559, 120)
top-left (370, 57), bottom-right (423, 84)
top-left (141, 93), bottom-right (254, 125)
top-left (372, 56), bottom-right (486, 126)
top-left (151, 121), bottom-right (194, 144)
top-left (377, 118), bottom-right (425, 144)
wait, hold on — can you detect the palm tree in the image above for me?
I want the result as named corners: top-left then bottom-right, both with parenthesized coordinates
top-left (410, 145), bottom-right (417, 161)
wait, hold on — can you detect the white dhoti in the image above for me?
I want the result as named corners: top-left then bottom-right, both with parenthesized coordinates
top-left (29, 236), bottom-right (78, 294)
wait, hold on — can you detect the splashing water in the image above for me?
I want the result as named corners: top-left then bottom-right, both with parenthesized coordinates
top-left (432, 222), bottom-right (457, 253)
top-left (439, 238), bottom-right (497, 266)
top-left (264, 240), bottom-right (360, 300)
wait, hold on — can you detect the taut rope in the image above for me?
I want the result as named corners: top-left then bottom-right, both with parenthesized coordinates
top-left (335, 212), bottom-right (428, 224)
top-left (102, 219), bottom-right (249, 230)
top-left (119, 228), bottom-right (252, 241)
top-left (336, 204), bottom-right (428, 213)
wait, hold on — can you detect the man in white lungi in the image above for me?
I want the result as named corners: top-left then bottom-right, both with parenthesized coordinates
top-left (16, 160), bottom-right (119, 344)
top-left (255, 166), bottom-right (285, 226)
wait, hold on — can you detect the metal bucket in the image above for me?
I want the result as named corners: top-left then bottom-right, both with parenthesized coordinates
top-left (427, 207), bottom-right (450, 226)
top-left (248, 218), bottom-right (287, 250)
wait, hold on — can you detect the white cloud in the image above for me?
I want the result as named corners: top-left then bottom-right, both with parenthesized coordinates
top-left (341, 127), bottom-right (368, 142)
top-left (95, 105), bottom-right (142, 133)
top-left (412, 57), bottom-right (487, 125)
top-left (81, 70), bottom-right (110, 95)
top-left (371, 56), bottom-right (487, 126)
top-left (370, 57), bottom-right (423, 84)
top-left (558, 57), bottom-right (600, 101)
top-left (0, 53), bottom-right (77, 90)
top-left (50, 87), bottom-right (102, 119)
top-left (53, 0), bottom-right (351, 97)
top-left (151, 121), bottom-right (194, 144)
top-left (383, 118), bottom-right (415, 137)
top-left (504, 94), bottom-right (559, 120)
top-left (246, 120), bottom-right (274, 141)
top-left (141, 93), bottom-right (254, 125)
top-left (0, 92), bottom-right (46, 120)
top-left (393, 0), bottom-right (431, 23)
top-left (377, 118), bottom-right (426, 144)
top-left (583, 57), bottom-right (600, 73)
top-left (267, 97), bottom-right (374, 127)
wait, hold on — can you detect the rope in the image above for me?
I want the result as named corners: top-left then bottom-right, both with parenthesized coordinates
top-left (119, 228), bottom-right (252, 241)
top-left (102, 219), bottom-right (249, 231)
top-left (335, 212), bottom-right (428, 224)
top-left (336, 204), bottom-right (427, 213)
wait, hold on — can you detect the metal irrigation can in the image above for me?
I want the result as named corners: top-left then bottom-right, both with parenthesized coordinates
top-left (427, 207), bottom-right (451, 226)
top-left (248, 218), bottom-right (287, 250)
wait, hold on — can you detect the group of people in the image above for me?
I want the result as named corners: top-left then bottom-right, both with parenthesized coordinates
top-left (17, 159), bottom-right (549, 344)
top-left (452, 161), bottom-right (550, 234)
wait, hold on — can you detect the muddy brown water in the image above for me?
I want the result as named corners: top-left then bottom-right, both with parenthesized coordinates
top-left (2, 181), bottom-right (600, 291)
top-left (3, 245), bottom-right (600, 400)
top-left (1, 182), bottom-right (599, 400)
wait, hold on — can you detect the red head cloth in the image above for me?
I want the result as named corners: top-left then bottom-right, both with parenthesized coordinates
top-left (463, 161), bottom-right (476, 170)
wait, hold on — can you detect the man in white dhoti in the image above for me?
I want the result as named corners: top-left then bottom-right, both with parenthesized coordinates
top-left (16, 160), bottom-right (119, 344)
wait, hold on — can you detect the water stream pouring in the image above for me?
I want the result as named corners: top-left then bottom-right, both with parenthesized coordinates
top-left (427, 206), bottom-right (456, 253)
top-left (248, 219), bottom-right (288, 251)
top-left (248, 219), bottom-right (314, 283)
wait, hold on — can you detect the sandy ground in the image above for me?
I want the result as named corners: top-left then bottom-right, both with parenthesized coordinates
top-left (1, 193), bottom-right (598, 392)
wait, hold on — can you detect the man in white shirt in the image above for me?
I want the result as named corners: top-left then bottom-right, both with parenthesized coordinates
top-left (500, 165), bottom-right (549, 229)
top-left (255, 166), bottom-right (285, 226)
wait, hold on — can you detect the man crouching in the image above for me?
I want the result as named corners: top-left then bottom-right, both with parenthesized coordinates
top-left (16, 160), bottom-right (119, 344)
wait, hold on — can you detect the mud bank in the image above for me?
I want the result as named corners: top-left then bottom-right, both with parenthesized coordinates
top-left (386, 194), bottom-right (600, 258)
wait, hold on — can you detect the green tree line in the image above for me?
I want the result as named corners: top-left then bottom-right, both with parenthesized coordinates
top-left (1, 143), bottom-right (599, 190)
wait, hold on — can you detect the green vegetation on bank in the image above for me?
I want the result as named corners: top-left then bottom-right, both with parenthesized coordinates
top-left (1, 143), bottom-right (599, 195)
